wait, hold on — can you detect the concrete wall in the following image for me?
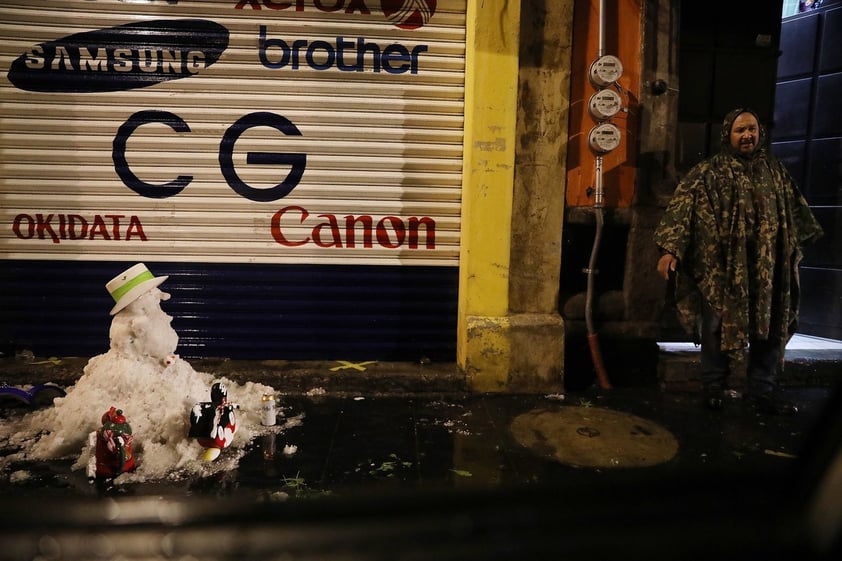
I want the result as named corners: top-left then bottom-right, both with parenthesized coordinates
top-left (624, 0), bottom-right (681, 335)
top-left (508, 0), bottom-right (574, 391)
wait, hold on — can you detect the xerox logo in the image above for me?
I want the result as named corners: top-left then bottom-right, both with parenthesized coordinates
top-left (7, 20), bottom-right (228, 93)
top-left (382, 0), bottom-right (437, 30)
top-left (235, 0), bottom-right (437, 30)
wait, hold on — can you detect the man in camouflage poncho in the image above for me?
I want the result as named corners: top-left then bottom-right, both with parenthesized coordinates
top-left (654, 108), bottom-right (823, 414)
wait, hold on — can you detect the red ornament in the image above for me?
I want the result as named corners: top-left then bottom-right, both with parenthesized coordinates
top-left (94, 406), bottom-right (136, 479)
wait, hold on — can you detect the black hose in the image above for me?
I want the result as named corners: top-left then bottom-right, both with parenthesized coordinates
top-left (585, 206), bottom-right (612, 389)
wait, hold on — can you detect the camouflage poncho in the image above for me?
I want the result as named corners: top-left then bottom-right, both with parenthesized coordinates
top-left (654, 109), bottom-right (823, 353)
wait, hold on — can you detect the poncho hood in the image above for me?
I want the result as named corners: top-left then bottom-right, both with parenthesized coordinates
top-left (720, 107), bottom-right (766, 160)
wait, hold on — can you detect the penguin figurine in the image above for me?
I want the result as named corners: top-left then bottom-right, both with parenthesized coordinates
top-left (189, 381), bottom-right (237, 461)
top-left (94, 406), bottom-right (136, 479)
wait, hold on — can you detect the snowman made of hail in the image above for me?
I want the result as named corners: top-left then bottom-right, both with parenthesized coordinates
top-left (101, 263), bottom-right (264, 472)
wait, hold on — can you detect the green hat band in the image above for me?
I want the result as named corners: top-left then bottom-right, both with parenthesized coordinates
top-left (111, 270), bottom-right (155, 303)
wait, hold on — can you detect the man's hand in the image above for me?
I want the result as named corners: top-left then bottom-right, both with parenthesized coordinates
top-left (657, 253), bottom-right (678, 280)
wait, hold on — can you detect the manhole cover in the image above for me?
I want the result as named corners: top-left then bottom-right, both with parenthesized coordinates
top-left (510, 406), bottom-right (678, 468)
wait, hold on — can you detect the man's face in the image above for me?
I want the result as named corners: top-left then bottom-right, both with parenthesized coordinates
top-left (730, 112), bottom-right (760, 155)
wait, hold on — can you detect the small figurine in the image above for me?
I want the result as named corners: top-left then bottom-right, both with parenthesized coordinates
top-left (189, 381), bottom-right (237, 461)
top-left (94, 406), bottom-right (136, 479)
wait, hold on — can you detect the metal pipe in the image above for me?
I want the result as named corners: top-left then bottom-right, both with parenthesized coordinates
top-left (598, 0), bottom-right (606, 57)
top-left (593, 154), bottom-right (604, 208)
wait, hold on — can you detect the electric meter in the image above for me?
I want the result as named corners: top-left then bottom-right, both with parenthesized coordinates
top-left (588, 89), bottom-right (622, 120)
top-left (589, 54), bottom-right (623, 87)
top-left (588, 123), bottom-right (622, 154)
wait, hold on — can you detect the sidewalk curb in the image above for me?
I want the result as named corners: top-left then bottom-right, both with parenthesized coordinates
top-left (1, 356), bottom-right (470, 397)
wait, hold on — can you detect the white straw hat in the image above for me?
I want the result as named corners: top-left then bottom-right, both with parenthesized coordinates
top-left (106, 263), bottom-right (168, 315)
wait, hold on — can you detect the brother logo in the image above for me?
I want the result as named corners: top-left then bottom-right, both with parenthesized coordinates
top-left (7, 19), bottom-right (229, 93)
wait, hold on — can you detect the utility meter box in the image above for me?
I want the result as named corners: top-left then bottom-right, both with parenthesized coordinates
top-left (588, 123), bottom-right (622, 154)
top-left (589, 54), bottom-right (623, 87)
top-left (588, 89), bottom-right (622, 120)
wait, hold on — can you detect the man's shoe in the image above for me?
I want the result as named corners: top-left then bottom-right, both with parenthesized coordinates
top-left (746, 392), bottom-right (798, 415)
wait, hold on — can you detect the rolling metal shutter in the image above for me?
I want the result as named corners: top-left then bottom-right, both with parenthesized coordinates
top-left (0, 0), bottom-right (465, 360)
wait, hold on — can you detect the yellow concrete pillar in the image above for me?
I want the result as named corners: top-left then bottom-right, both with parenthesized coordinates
top-left (458, 0), bottom-right (521, 391)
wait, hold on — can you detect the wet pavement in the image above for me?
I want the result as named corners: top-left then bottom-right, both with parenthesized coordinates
top-left (1, 353), bottom-right (841, 560)
top-left (1, 380), bottom-right (834, 501)
top-left (241, 387), bottom-right (832, 500)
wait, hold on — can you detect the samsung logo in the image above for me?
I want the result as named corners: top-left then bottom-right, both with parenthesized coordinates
top-left (7, 19), bottom-right (229, 93)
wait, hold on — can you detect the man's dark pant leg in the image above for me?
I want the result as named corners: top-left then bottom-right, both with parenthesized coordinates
top-left (700, 302), bottom-right (728, 389)
top-left (747, 335), bottom-right (782, 396)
